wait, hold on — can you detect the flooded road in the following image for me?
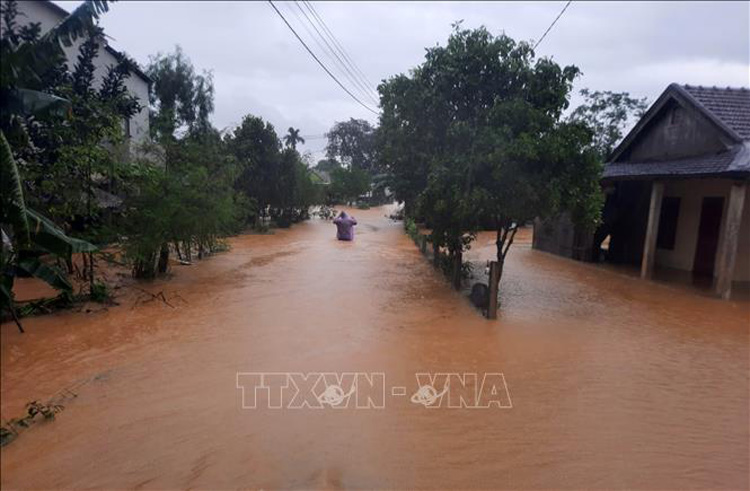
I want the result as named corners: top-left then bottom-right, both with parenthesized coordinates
top-left (2, 206), bottom-right (748, 489)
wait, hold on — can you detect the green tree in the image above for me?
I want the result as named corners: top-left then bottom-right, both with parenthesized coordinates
top-left (0, 0), bottom-right (108, 328)
top-left (225, 114), bottom-right (282, 226)
top-left (568, 88), bottom-right (648, 160)
top-left (329, 166), bottom-right (370, 204)
top-left (326, 118), bottom-right (377, 173)
top-left (283, 127), bottom-right (305, 150)
top-left (120, 130), bottom-right (242, 277)
top-left (314, 158), bottom-right (341, 173)
top-left (143, 46), bottom-right (219, 274)
top-left (146, 45), bottom-right (214, 141)
top-left (378, 25), bottom-right (603, 300)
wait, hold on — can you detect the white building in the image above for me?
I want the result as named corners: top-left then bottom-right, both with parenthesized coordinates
top-left (15, 0), bottom-right (151, 145)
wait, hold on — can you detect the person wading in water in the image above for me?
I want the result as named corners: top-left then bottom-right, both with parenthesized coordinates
top-left (333, 211), bottom-right (357, 241)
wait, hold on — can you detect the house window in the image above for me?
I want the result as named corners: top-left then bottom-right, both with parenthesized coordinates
top-left (123, 117), bottom-right (132, 138)
top-left (657, 196), bottom-right (681, 250)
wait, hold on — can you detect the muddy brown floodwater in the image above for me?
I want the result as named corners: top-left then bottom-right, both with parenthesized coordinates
top-left (1, 206), bottom-right (749, 489)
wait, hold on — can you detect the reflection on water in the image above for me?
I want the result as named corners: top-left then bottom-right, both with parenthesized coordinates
top-left (2, 206), bottom-right (748, 489)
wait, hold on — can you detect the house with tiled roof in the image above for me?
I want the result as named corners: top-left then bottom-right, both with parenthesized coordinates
top-left (15, 0), bottom-right (152, 146)
top-left (596, 83), bottom-right (749, 299)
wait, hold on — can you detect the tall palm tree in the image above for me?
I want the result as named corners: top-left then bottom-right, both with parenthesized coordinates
top-left (283, 127), bottom-right (305, 150)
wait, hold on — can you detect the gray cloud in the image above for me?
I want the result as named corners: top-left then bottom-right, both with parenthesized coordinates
top-left (57, 0), bottom-right (749, 161)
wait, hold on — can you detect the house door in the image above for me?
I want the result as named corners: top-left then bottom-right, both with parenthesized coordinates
top-left (693, 197), bottom-right (724, 277)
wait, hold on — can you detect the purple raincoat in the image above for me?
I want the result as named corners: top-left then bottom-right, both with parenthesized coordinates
top-left (333, 211), bottom-right (357, 241)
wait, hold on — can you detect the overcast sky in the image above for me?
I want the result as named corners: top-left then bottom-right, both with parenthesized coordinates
top-left (57, 1), bottom-right (750, 161)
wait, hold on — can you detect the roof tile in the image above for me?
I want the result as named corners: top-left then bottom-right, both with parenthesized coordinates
top-left (681, 85), bottom-right (750, 140)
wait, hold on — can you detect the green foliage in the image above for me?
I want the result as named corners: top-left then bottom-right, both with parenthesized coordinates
top-left (314, 158), bottom-right (341, 173)
top-left (378, 25), bottom-right (604, 295)
top-left (146, 45), bottom-right (214, 139)
top-left (329, 166), bottom-right (370, 204)
top-left (283, 127), bottom-right (305, 150)
top-left (2, 1), bottom-right (141, 242)
top-left (89, 280), bottom-right (110, 303)
top-left (227, 114), bottom-right (323, 228)
top-left (326, 118), bottom-right (378, 173)
top-left (1, 128), bottom-right (95, 327)
top-left (1, 1), bottom-right (322, 307)
top-left (0, 129), bottom-right (29, 247)
top-left (404, 217), bottom-right (419, 240)
top-left (568, 88), bottom-right (649, 160)
top-left (120, 140), bottom-right (241, 278)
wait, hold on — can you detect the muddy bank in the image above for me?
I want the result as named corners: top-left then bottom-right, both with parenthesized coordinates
top-left (2, 206), bottom-right (748, 489)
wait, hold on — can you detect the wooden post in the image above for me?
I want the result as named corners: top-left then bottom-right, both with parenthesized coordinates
top-left (715, 183), bottom-right (747, 300)
top-left (420, 235), bottom-right (427, 254)
top-left (487, 261), bottom-right (500, 319)
top-left (641, 181), bottom-right (664, 279)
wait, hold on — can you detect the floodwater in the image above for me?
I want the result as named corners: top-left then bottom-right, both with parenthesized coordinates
top-left (1, 206), bottom-right (748, 489)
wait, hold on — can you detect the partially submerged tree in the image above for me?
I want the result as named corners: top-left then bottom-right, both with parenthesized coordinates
top-left (0, 0), bottom-right (109, 329)
top-left (378, 25), bottom-right (603, 305)
top-left (226, 114), bottom-right (321, 227)
top-left (329, 166), bottom-right (370, 205)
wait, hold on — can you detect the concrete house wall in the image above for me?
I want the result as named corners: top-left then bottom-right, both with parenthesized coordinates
top-left (535, 83), bottom-right (750, 298)
top-left (14, 1), bottom-right (151, 145)
top-left (657, 179), bottom-right (750, 282)
top-left (610, 95), bottom-right (749, 282)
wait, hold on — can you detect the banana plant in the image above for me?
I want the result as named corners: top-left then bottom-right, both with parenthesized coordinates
top-left (1, 130), bottom-right (97, 332)
top-left (1, 0), bottom-right (114, 332)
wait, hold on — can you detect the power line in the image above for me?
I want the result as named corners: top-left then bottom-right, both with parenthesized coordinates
top-left (268, 0), bottom-right (379, 116)
top-left (304, 0), bottom-right (377, 90)
top-left (284, 1), bottom-right (369, 104)
top-left (287, 2), bottom-right (377, 106)
top-left (533, 0), bottom-right (572, 51)
top-left (301, 1), bottom-right (380, 102)
top-left (292, 1), bottom-right (379, 106)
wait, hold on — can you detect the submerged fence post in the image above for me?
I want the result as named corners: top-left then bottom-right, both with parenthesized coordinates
top-left (487, 261), bottom-right (499, 319)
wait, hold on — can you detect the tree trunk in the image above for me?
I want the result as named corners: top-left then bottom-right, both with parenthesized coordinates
top-left (88, 251), bottom-right (94, 295)
top-left (157, 243), bottom-right (169, 274)
top-left (173, 240), bottom-right (182, 261)
top-left (452, 250), bottom-right (462, 290)
top-left (487, 260), bottom-right (500, 319)
top-left (492, 223), bottom-right (517, 310)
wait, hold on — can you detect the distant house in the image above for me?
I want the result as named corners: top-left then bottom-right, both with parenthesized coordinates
top-left (535, 83), bottom-right (750, 299)
top-left (15, 0), bottom-right (152, 146)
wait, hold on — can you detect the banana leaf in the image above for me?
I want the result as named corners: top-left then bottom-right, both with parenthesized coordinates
top-left (14, 89), bottom-right (71, 119)
top-left (26, 209), bottom-right (98, 258)
top-left (0, 131), bottom-right (30, 247)
top-left (1, 272), bottom-right (14, 310)
top-left (17, 257), bottom-right (72, 293)
top-left (41, 0), bottom-right (113, 48)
